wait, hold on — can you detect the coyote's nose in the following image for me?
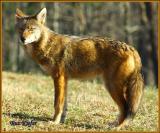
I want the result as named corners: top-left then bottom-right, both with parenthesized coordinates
top-left (20, 36), bottom-right (25, 43)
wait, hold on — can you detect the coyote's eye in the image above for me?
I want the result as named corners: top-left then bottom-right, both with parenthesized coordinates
top-left (30, 27), bottom-right (36, 30)
top-left (28, 27), bottom-right (37, 32)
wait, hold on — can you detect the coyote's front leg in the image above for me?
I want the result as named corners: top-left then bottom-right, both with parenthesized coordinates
top-left (52, 70), bottom-right (67, 124)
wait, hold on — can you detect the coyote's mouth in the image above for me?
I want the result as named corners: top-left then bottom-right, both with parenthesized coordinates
top-left (19, 38), bottom-right (32, 45)
top-left (22, 34), bottom-right (40, 45)
top-left (24, 40), bottom-right (33, 45)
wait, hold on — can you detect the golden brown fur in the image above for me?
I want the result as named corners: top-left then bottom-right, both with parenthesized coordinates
top-left (15, 8), bottom-right (144, 129)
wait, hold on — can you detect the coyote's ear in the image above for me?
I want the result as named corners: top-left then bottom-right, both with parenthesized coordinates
top-left (36, 8), bottom-right (47, 24)
top-left (15, 8), bottom-right (27, 18)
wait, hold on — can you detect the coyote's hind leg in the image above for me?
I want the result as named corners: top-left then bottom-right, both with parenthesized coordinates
top-left (105, 82), bottom-right (128, 124)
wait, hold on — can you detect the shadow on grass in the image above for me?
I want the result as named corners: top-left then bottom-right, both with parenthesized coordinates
top-left (3, 112), bottom-right (53, 122)
top-left (73, 122), bottom-right (103, 129)
top-left (65, 118), bottom-right (105, 130)
top-left (3, 112), bottom-right (113, 130)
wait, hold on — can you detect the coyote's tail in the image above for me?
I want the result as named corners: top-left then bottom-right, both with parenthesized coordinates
top-left (126, 70), bottom-right (144, 118)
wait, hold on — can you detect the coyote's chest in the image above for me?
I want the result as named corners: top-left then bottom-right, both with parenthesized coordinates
top-left (24, 44), bottom-right (54, 74)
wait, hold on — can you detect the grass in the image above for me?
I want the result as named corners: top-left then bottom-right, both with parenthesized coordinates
top-left (2, 71), bottom-right (159, 132)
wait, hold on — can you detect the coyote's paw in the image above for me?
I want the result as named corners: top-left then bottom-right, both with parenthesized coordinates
top-left (48, 120), bottom-right (60, 125)
top-left (114, 118), bottom-right (130, 130)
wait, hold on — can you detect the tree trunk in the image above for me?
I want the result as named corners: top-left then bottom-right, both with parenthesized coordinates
top-left (144, 2), bottom-right (158, 87)
top-left (138, 3), bottom-right (151, 86)
top-left (53, 3), bottom-right (60, 33)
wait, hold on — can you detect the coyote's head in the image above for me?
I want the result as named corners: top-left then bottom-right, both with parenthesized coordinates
top-left (15, 8), bottom-right (47, 45)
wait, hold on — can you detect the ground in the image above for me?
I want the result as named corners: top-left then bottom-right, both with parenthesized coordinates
top-left (2, 71), bottom-right (159, 131)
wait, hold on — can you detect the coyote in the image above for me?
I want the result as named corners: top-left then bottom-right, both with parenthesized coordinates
top-left (15, 8), bottom-right (144, 129)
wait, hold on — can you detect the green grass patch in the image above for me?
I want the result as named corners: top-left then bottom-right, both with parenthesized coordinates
top-left (2, 71), bottom-right (159, 131)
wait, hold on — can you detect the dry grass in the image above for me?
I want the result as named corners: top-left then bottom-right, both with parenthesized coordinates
top-left (2, 71), bottom-right (159, 132)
